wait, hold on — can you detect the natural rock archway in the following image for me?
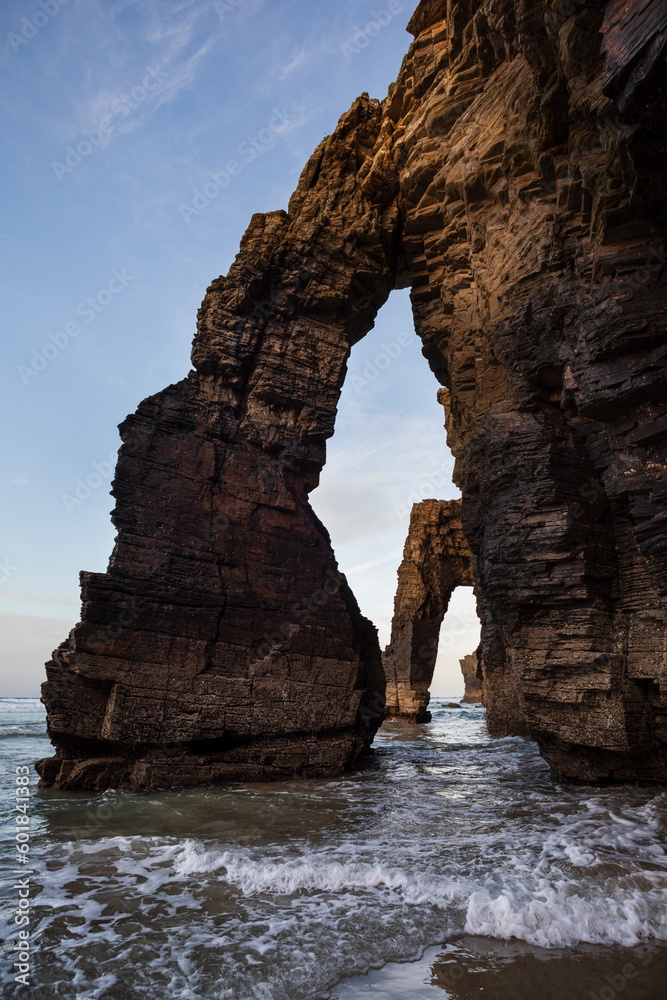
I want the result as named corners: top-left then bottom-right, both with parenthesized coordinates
top-left (38, 96), bottom-right (399, 791)
top-left (384, 499), bottom-right (474, 721)
top-left (39, 0), bottom-right (667, 788)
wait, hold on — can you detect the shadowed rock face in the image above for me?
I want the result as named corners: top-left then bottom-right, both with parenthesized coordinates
top-left (384, 500), bottom-right (474, 721)
top-left (39, 0), bottom-right (667, 788)
top-left (37, 97), bottom-right (398, 790)
top-left (460, 653), bottom-right (484, 703)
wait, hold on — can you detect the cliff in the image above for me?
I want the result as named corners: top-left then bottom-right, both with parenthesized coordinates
top-left (39, 0), bottom-right (667, 788)
top-left (384, 499), bottom-right (474, 721)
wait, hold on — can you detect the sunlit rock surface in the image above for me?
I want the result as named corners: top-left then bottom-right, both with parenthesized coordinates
top-left (39, 0), bottom-right (667, 788)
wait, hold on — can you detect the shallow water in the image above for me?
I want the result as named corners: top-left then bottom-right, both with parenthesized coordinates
top-left (1, 698), bottom-right (666, 999)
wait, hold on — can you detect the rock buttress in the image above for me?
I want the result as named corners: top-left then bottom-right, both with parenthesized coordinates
top-left (393, 0), bottom-right (667, 778)
top-left (384, 499), bottom-right (474, 721)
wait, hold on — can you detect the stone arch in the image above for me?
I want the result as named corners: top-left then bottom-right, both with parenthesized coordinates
top-left (39, 0), bottom-right (667, 788)
top-left (39, 94), bottom-right (402, 791)
top-left (384, 499), bottom-right (474, 722)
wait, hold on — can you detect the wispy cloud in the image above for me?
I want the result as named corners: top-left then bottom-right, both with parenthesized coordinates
top-left (348, 548), bottom-right (403, 575)
top-left (278, 46), bottom-right (308, 80)
top-left (39, 0), bottom-right (219, 147)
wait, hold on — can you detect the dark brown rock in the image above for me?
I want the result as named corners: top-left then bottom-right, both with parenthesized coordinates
top-left (39, 0), bottom-right (667, 788)
top-left (37, 95), bottom-right (397, 790)
top-left (384, 499), bottom-right (474, 721)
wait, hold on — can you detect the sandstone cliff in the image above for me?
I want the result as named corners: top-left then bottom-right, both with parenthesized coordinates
top-left (384, 499), bottom-right (474, 721)
top-left (39, 0), bottom-right (667, 787)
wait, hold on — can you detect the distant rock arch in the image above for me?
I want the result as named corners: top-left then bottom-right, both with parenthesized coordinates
top-left (384, 499), bottom-right (474, 722)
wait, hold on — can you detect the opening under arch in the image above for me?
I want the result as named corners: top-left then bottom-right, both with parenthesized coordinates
top-left (311, 290), bottom-right (481, 722)
top-left (311, 289), bottom-right (456, 644)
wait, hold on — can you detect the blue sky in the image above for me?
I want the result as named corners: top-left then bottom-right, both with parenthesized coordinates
top-left (0, 0), bottom-right (478, 698)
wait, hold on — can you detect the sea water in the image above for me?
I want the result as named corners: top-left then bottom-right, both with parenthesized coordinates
top-left (1, 698), bottom-right (666, 999)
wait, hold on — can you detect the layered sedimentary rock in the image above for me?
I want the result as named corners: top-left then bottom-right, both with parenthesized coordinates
top-left (39, 0), bottom-right (667, 787)
top-left (37, 97), bottom-right (397, 790)
top-left (384, 499), bottom-right (474, 721)
top-left (460, 653), bottom-right (484, 703)
top-left (398, 0), bottom-right (667, 779)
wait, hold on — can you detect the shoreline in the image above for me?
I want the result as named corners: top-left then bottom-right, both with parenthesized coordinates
top-left (331, 935), bottom-right (667, 1000)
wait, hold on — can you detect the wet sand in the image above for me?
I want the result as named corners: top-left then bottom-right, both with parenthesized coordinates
top-left (332, 935), bottom-right (667, 999)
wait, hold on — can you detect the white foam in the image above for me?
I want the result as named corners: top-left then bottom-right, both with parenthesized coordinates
top-left (3, 701), bottom-right (667, 1000)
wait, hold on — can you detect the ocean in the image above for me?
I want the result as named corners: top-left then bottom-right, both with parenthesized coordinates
top-left (1, 697), bottom-right (666, 999)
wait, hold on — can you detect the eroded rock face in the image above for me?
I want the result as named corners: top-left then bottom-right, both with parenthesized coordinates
top-left (39, 0), bottom-right (667, 787)
top-left (384, 500), bottom-right (474, 721)
top-left (37, 96), bottom-right (398, 790)
top-left (460, 653), bottom-right (483, 703)
top-left (394, 0), bottom-right (667, 779)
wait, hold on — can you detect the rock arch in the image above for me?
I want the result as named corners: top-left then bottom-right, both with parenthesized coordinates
top-left (384, 499), bottom-right (474, 722)
top-left (39, 0), bottom-right (667, 788)
top-left (38, 95), bottom-right (399, 791)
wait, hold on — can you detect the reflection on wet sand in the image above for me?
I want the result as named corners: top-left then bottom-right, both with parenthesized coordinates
top-left (334, 936), bottom-right (667, 999)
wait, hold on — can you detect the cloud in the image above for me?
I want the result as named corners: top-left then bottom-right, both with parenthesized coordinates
top-left (347, 548), bottom-right (404, 575)
top-left (278, 46), bottom-right (308, 80)
top-left (45, 0), bottom-right (218, 146)
top-left (10, 475), bottom-right (28, 486)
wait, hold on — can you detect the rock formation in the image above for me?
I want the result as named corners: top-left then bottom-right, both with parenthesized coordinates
top-left (460, 652), bottom-right (483, 703)
top-left (384, 499), bottom-right (474, 721)
top-left (39, 0), bottom-right (667, 788)
top-left (37, 97), bottom-right (397, 791)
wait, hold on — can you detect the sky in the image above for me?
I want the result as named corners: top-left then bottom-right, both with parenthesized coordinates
top-left (0, 0), bottom-right (479, 698)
